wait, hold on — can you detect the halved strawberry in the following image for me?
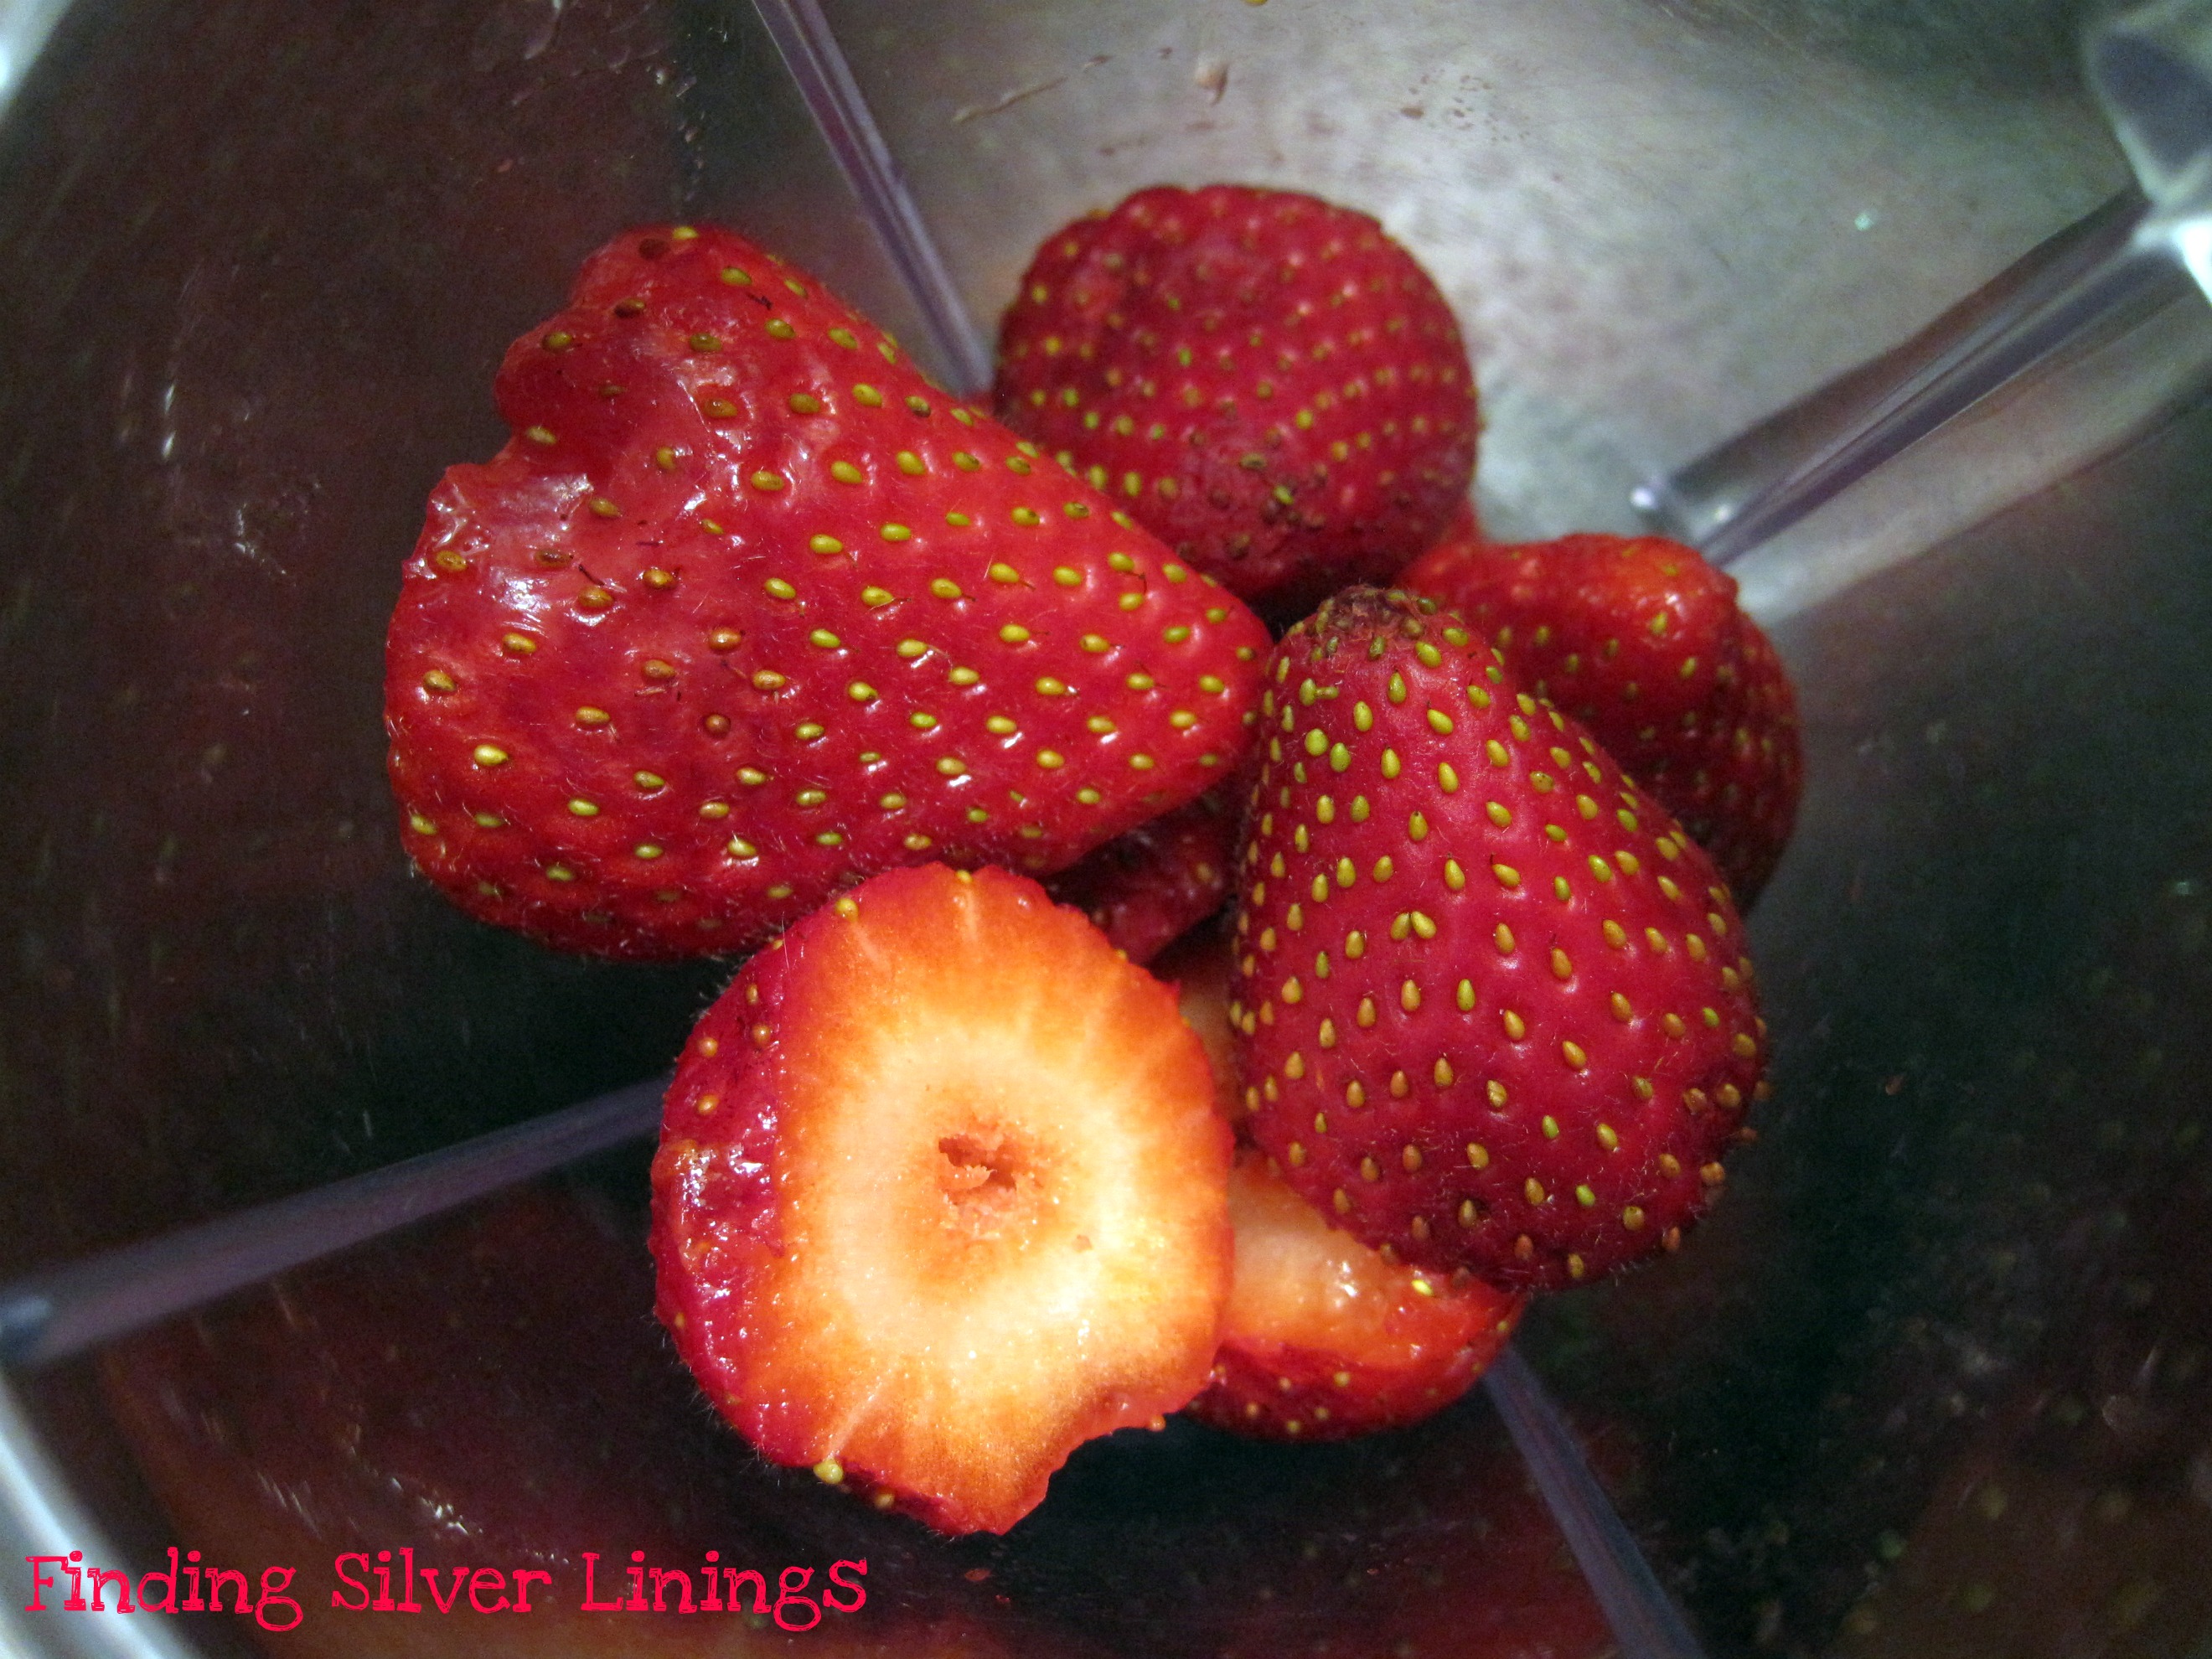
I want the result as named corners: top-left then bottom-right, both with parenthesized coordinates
top-left (1186, 1150), bottom-right (1522, 1441)
top-left (387, 224), bottom-right (1269, 960)
top-left (650, 863), bottom-right (1234, 1535)
top-left (1155, 926), bottom-right (1242, 1124)
top-left (1044, 784), bottom-right (1238, 963)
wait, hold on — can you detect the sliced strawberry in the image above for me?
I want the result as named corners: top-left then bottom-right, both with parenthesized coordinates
top-left (1155, 926), bottom-right (1243, 1124)
top-left (651, 863), bottom-right (1234, 1534)
top-left (387, 223), bottom-right (1270, 960)
top-left (1044, 784), bottom-right (1238, 963)
top-left (1186, 1150), bottom-right (1522, 1441)
top-left (1402, 530), bottom-right (1802, 901)
top-left (995, 186), bottom-right (1478, 612)
top-left (1163, 933), bottom-right (1527, 1441)
top-left (1234, 587), bottom-right (1767, 1292)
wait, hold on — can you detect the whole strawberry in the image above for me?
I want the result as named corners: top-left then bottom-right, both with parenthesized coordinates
top-left (1233, 587), bottom-right (1765, 1292)
top-left (386, 225), bottom-right (1270, 959)
top-left (1402, 531), bottom-right (1801, 902)
top-left (995, 186), bottom-right (1478, 612)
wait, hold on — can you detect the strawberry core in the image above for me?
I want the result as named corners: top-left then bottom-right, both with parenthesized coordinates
top-left (925, 1121), bottom-right (1047, 1248)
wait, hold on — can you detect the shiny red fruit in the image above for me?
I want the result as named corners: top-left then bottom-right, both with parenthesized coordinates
top-left (651, 863), bottom-right (1234, 1535)
top-left (995, 185), bottom-right (1477, 612)
top-left (1187, 1150), bottom-right (1522, 1440)
top-left (1233, 587), bottom-right (1766, 1292)
top-left (1403, 530), bottom-right (1801, 902)
top-left (387, 224), bottom-right (1269, 959)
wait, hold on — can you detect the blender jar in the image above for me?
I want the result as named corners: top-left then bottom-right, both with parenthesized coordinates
top-left (0, 2), bottom-right (2206, 1655)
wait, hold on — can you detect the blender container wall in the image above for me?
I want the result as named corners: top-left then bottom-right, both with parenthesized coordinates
top-left (2, 1), bottom-right (2209, 1656)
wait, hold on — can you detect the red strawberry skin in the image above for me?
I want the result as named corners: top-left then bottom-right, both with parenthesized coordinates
top-left (1044, 783), bottom-right (1238, 963)
top-left (1431, 496), bottom-right (1481, 551)
top-left (994, 186), bottom-right (1478, 611)
top-left (1233, 587), bottom-right (1766, 1292)
top-left (1186, 1150), bottom-right (1522, 1441)
top-left (386, 225), bottom-right (1270, 959)
top-left (1402, 531), bottom-right (1802, 902)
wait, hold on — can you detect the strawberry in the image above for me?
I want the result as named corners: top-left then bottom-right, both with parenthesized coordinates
top-left (1432, 496), bottom-right (1481, 551)
top-left (994, 185), bottom-right (1478, 613)
top-left (650, 863), bottom-right (1234, 1535)
top-left (386, 224), bottom-right (1270, 960)
top-left (1043, 783), bottom-right (1238, 963)
top-left (1155, 925), bottom-right (1243, 1124)
top-left (1233, 587), bottom-right (1766, 1292)
top-left (1401, 530), bottom-right (1802, 902)
top-left (1172, 922), bottom-right (1526, 1443)
top-left (1186, 1149), bottom-right (1522, 1441)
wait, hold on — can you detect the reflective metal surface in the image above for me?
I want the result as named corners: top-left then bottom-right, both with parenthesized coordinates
top-left (1525, 390), bottom-right (2212, 1654)
top-left (1637, 191), bottom-right (2212, 564)
top-left (0, 0), bottom-right (947, 1281)
top-left (821, 0), bottom-right (2125, 535)
top-left (3, 2), bottom-right (2209, 1656)
top-left (2094, 0), bottom-right (2212, 297)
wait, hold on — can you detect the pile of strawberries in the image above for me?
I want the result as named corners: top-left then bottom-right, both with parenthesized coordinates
top-left (385, 186), bottom-right (1802, 1536)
